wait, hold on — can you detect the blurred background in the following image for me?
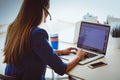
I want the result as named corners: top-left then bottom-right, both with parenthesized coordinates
top-left (0, 0), bottom-right (120, 24)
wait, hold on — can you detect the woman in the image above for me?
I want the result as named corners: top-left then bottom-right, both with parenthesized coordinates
top-left (3, 0), bottom-right (86, 80)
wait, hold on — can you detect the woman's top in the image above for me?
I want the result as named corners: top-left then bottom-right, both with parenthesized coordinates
top-left (5, 27), bottom-right (67, 80)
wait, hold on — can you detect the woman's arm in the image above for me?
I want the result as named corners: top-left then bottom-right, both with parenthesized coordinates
top-left (66, 50), bottom-right (86, 73)
top-left (55, 47), bottom-right (86, 73)
top-left (55, 47), bottom-right (77, 56)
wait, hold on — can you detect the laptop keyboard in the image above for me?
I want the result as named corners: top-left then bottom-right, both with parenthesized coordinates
top-left (85, 52), bottom-right (97, 58)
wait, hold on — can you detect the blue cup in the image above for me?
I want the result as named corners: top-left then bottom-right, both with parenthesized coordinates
top-left (50, 34), bottom-right (59, 50)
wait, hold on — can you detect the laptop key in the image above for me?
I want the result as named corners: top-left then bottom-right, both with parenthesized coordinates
top-left (86, 52), bottom-right (97, 58)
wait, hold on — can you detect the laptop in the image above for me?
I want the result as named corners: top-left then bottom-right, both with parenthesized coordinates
top-left (61, 21), bottom-right (110, 65)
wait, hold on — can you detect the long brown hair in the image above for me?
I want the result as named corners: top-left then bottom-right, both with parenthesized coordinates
top-left (3, 0), bottom-right (50, 66)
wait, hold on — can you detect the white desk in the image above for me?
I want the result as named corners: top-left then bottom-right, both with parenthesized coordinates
top-left (59, 37), bottom-right (120, 80)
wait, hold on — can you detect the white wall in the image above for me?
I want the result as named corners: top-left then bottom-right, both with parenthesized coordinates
top-left (0, 0), bottom-right (120, 24)
top-left (50, 0), bottom-right (120, 23)
top-left (0, 0), bottom-right (23, 24)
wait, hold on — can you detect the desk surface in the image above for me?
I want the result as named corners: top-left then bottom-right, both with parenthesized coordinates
top-left (59, 37), bottom-right (120, 80)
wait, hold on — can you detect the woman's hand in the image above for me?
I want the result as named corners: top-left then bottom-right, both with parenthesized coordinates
top-left (55, 47), bottom-right (77, 55)
top-left (76, 50), bottom-right (86, 60)
top-left (66, 49), bottom-right (86, 72)
top-left (62, 47), bottom-right (77, 55)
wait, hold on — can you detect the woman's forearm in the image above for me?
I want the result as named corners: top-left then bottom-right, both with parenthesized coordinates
top-left (66, 56), bottom-right (82, 73)
top-left (55, 50), bottom-right (63, 56)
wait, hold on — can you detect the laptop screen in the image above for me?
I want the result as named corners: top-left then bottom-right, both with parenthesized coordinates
top-left (77, 21), bottom-right (110, 54)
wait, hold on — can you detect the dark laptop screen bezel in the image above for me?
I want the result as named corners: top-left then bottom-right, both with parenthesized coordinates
top-left (77, 21), bottom-right (110, 54)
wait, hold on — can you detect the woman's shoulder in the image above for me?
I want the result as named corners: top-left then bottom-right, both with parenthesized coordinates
top-left (32, 27), bottom-right (47, 34)
top-left (31, 27), bottom-right (48, 39)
